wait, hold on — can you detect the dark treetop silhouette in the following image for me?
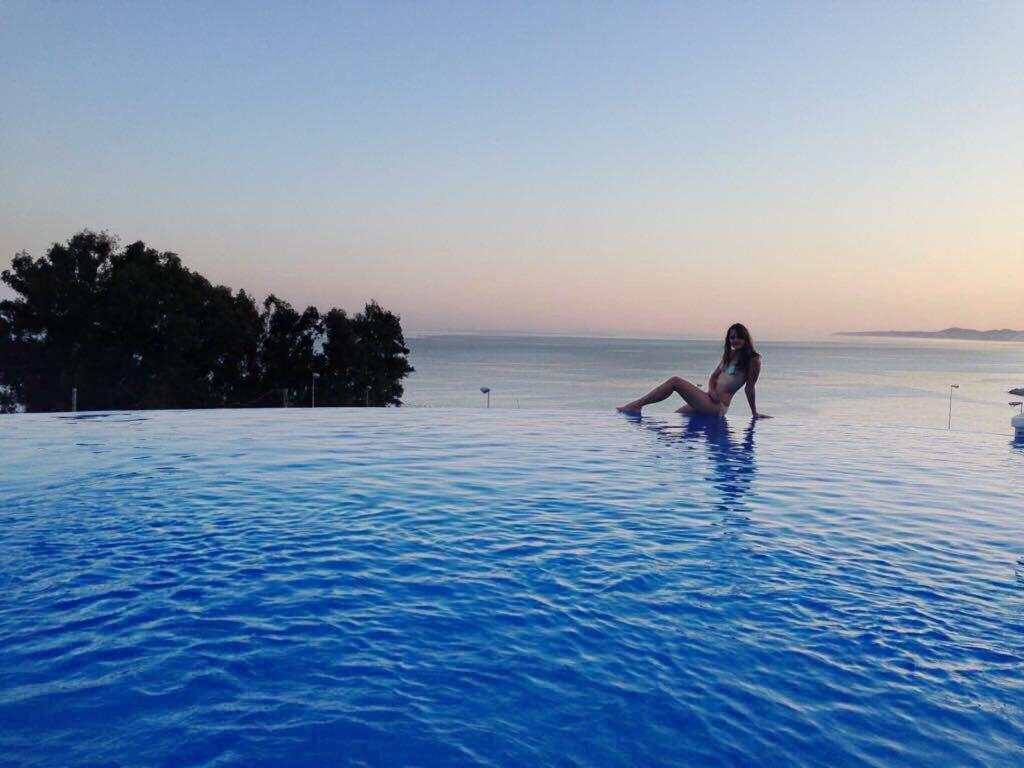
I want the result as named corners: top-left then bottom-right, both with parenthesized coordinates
top-left (0, 231), bottom-right (413, 413)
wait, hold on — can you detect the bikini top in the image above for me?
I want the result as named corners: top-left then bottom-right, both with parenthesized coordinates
top-left (722, 360), bottom-right (742, 377)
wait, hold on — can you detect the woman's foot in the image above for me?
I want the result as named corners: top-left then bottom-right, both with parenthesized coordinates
top-left (616, 403), bottom-right (642, 415)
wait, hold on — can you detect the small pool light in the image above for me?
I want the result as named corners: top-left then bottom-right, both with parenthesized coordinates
top-left (947, 384), bottom-right (959, 429)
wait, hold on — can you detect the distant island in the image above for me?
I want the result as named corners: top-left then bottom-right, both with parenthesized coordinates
top-left (836, 327), bottom-right (1024, 342)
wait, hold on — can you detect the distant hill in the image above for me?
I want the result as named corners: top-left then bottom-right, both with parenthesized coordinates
top-left (836, 327), bottom-right (1024, 342)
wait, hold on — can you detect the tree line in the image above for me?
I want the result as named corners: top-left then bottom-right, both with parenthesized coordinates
top-left (0, 231), bottom-right (413, 413)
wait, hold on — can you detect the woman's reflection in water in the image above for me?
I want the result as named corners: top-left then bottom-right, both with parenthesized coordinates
top-left (638, 414), bottom-right (758, 523)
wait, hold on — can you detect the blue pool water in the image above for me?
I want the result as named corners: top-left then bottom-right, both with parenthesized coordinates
top-left (1, 409), bottom-right (1022, 767)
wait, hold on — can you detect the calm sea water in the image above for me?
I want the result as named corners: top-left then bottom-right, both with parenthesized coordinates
top-left (1, 409), bottom-right (1022, 767)
top-left (403, 335), bottom-right (1024, 436)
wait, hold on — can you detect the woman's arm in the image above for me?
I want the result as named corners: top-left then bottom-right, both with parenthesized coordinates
top-left (744, 357), bottom-right (764, 417)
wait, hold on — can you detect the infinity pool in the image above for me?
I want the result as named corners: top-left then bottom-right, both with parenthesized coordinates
top-left (1, 410), bottom-right (1022, 767)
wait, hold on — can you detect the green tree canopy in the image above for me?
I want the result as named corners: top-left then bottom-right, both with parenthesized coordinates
top-left (0, 230), bottom-right (413, 412)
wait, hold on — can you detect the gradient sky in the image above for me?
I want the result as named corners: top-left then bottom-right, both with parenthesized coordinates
top-left (1, 1), bottom-right (1021, 339)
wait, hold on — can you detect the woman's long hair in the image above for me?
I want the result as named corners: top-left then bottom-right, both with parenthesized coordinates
top-left (721, 323), bottom-right (760, 370)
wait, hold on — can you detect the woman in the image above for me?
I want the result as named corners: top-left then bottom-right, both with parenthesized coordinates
top-left (617, 323), bottom-right (768, 418)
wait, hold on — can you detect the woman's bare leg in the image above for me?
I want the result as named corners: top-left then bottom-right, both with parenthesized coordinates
top-left (617, 376), bottom-right (721, 415)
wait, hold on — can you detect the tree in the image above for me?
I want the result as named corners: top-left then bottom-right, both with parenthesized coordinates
top-left (100, 241), bottom-right (264, 408)
top-left (257, 295), bottom-right (321, 407)
top-left (0, 231), bottom-right (413, 412)
top-left (351, 301), bottom-right (415, 406)
top-left (0, 231), bottom-right (116, 411)
top-left (319, 308), bottom-right (360, 406)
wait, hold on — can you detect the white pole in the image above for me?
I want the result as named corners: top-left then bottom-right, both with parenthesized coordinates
top-left (71, 387), bottom-right (77, 412)
top-left (947, 384), bottom-right (959, 429)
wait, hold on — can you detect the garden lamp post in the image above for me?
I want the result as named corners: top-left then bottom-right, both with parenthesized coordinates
top-left (947, 384), bottom-right (959, 429)
top-left (480, 386), bottom-right (491, 408)
top-left (312, 373), bottom-right (320, 408)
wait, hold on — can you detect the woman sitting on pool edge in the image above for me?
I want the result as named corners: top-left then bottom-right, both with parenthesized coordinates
top-left (617, 323), bottom-right (769, 418)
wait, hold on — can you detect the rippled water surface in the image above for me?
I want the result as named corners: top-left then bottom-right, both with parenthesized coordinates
top-left (1, 409), bottom-right (1022, 767)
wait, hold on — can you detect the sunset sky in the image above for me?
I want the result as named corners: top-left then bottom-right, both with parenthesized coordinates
top-left (1, 1), bottom-right (1021, 339)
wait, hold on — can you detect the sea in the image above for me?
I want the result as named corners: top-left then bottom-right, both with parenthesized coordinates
top-left (403, 334), bottom-right (1024, 437)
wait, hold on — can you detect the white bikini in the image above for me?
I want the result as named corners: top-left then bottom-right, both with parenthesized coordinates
top-left (714, 359), bottom-right (747, 415)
